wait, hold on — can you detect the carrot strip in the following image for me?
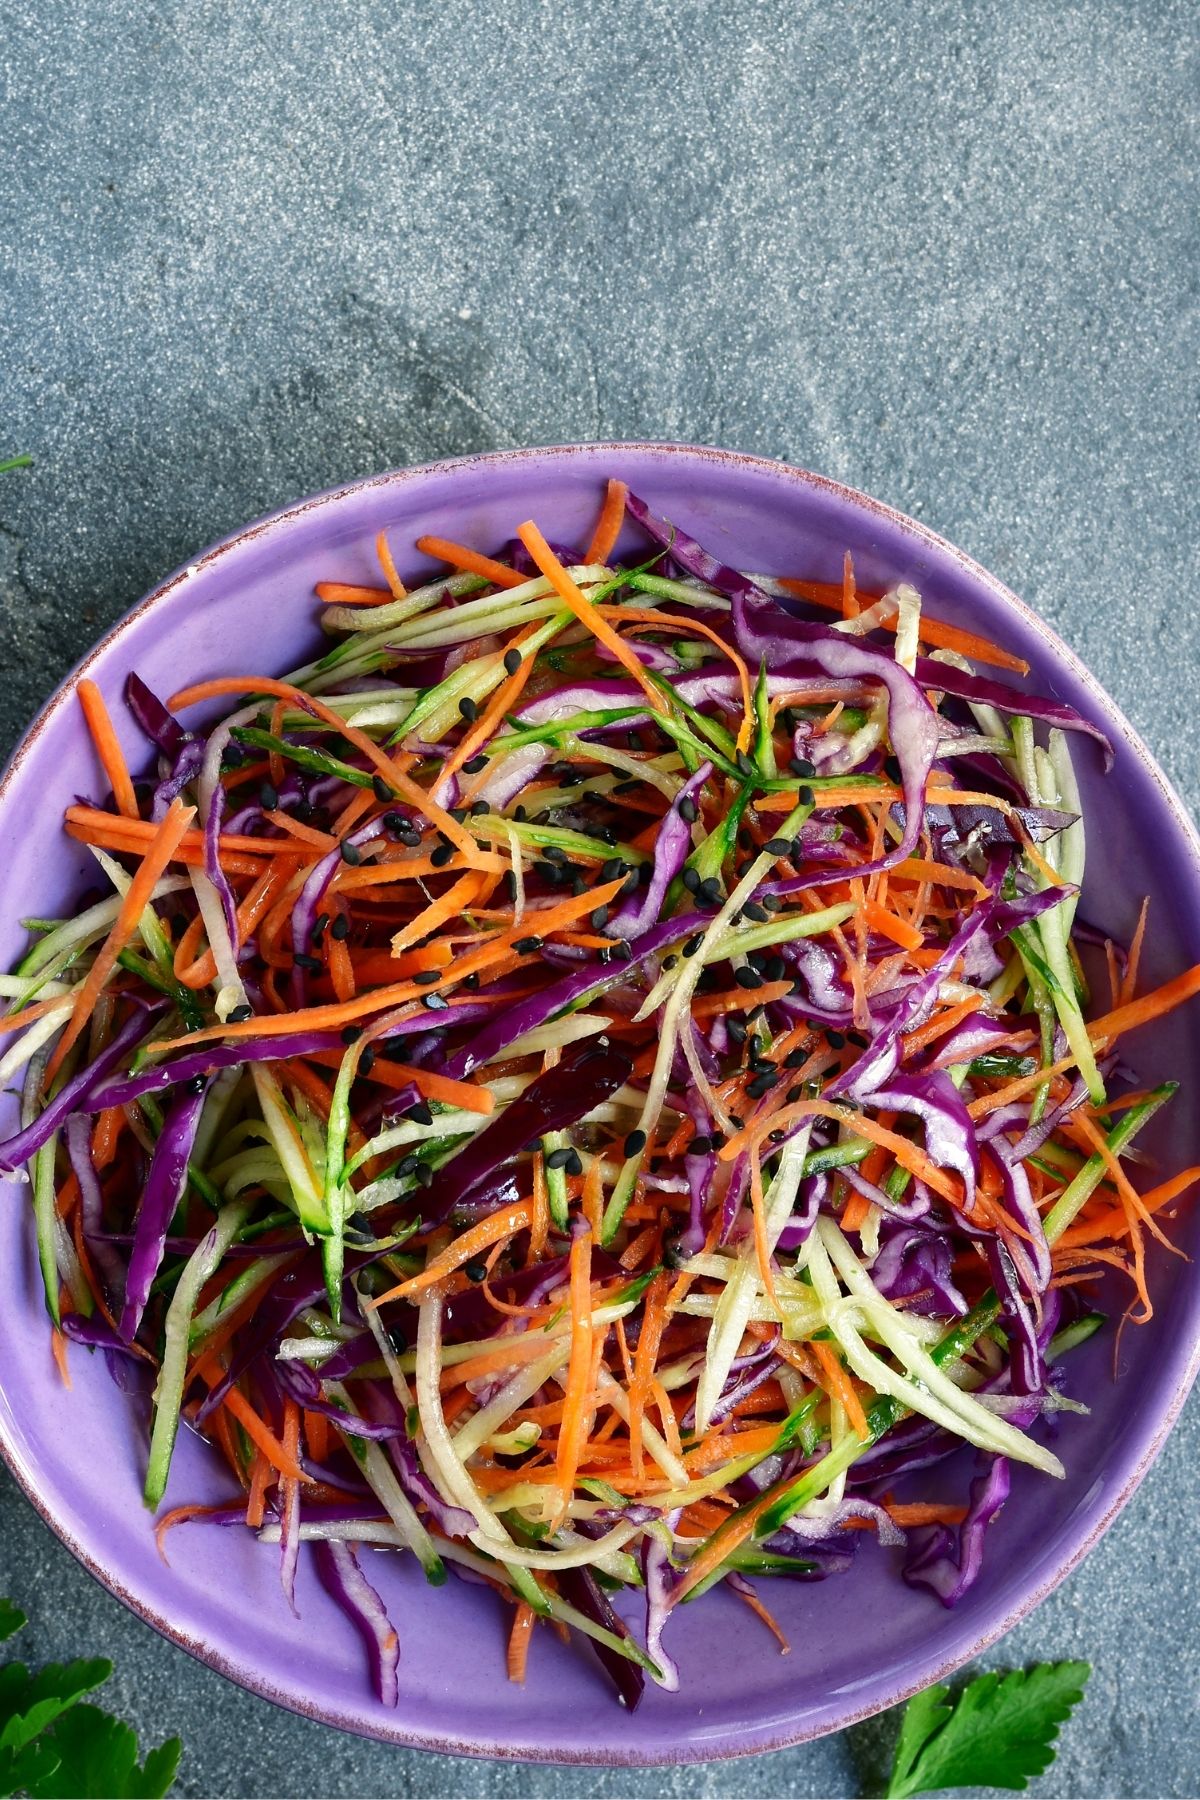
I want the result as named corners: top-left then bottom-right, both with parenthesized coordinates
top-left (415, 535), bottom-right (529, 590)
top-left (628, 1271), bottom-right (669, 1481)
top-left (1087, 962), bottom-right (1200, 1047)
top-left (776, 578), bottom-right (1031, 674)
top-left (507, 1601), bottom-right (536, 1684)
top-left (315, 581), bottom-right (394, 607)
top-left (368, 1200), bottom-right (534, 1305)
top-left (45, 797), bottom-right (196, 1082)
top-left (732, 1581), bottom-right (790, 1653)
top-left (390, 871), bottom-right (486, 956)
top-left (584, 478), bottom-right (628, 564)
top-left (375, 530), bottom-right (407, 601)
top-left (245, 1451), bottom-right (271, 1529)
top-left (77, 680), bottom-right (139, 818)
top-left (720, 1098), bottom-right (962, 1204)
top-left (517, 522), bottom-right (667, 714)
top-left (553, 1228), bottom-right (594, 1522)
top-left (811, 1342), bottom-right (870, 1441)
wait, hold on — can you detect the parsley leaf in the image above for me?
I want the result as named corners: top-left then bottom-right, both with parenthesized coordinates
top-left (886, 1661), bottom-right (1091, 1797)
top-left (0, 1601), bottom-right (181, 1799)
top-left (21, 1705), bottom-right (181, 1799)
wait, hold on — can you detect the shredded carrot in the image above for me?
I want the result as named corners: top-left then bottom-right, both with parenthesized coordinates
top-left (517, 522), bottom-right (668, 715)
top-left (552, 1227), bottom-right (594, 1524)
top-left (507, 1601), bottom-right (537, 1683)
top-left (245, 1451), bottom-right (271, 1528)
top-left (1087, 961), bottom-right (1200, 1047)
top-left (375, 529), bottom-right (407, 601)
top-left (77, 679), bottom-right (139, 818)
top-left (368, 1200), bottom-right (535, 1305)
top-left (628, 1271), bottom-right (669, 1481)
top-left (45, 796), bottom-right (196, 1082)
top-left (584, 478), bottom-right (628, 564)
top-left (732, 1580), bottom-right (790, 1653)
top-left (415, 534), bottom-right (529, 590)
top-left (811, 1341), bottom-right (870, 1441)
top-left (315, 581), bottom-right (394, 606)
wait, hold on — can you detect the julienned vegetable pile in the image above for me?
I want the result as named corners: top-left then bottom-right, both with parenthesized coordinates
top-left (3, 482), bottom-right (1199, 1711)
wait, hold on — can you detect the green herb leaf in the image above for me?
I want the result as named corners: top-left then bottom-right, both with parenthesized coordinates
top-left (886, 1662), bottom-right (1091, 1798)
top-left (0, 1608), bottom-right (24, 1648)
top-left (20, 1704), bottom-right (181, 1799)
top-left (0, 1658), bottom-right (112, 1754)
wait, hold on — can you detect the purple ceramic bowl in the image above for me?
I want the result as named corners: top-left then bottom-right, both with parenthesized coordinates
top-left (2, 443), bottom-right (1199, 1765)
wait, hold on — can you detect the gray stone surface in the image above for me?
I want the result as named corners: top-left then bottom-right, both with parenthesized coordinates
top-left (1, 1), bottom-right (1197, 1794)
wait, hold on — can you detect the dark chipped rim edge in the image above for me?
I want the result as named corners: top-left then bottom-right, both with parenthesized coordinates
top-left (1, 441), bottom-right (1199, 1766)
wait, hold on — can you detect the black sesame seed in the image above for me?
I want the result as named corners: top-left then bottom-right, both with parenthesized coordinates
top-left (534, 861), bottom-right (565, 885)
top-left (414, 1162), bottom-right (434, 1188)
top-left (762, 893), bottom-right (783, 912)
top-left (459, 697), bottom-right (479, 722)
top-left (618, 871), bottom-right (640, 899)
top-left (797, 786), bottom-right (814, 808)
top-left (784, 1047), bottom-right (810, 1068)
top-left (736, 750), bottom-right (756, 777)
top-left (611, 939), bottom-right (633, 962)
top-left (513, 805), bottom-right (528, 823)
top-left (502, 870), bottom-right (518, 900)
top-left (780, 708), bottom-right (800, 734)
top-left (464, 1259), bottom-right (489, 1282)
top-left (789, 755), bottom-right (816, 778)
top-left (612, 778), bottom-right (640, 795)
top-left (687, 1135), bottom-right (713, 1156)
top-left (413, 968), bottom-right (442, 985)
top-left (590, 905), bottom-right (610, 930)
top-left (884, 755), bottom-right (903, 785)
top-left (764, 837), bottom-right (791, 857)
top-left (699, 878), bottom-right (722, 905)
top-left (570, 874), bottom-right (587, 895)
top-left (682, 867), bottom-right (701, 894)
top-left (222, 744), bottom-right (245, 768)
top-left (544, 1147), bottom-right (573, 1171)
top-left (727, 1016), bottom-right (747, 1043)
top-left (662, 953), bottom-right (679, 971)
top-left (372, 774), bottom-right (394, 803)
top-left (747, 1072), bottom-right (776, 1098)
top-left (311, 912), bottom-right (329, 942)
top-left (738, 829), bottom-right (754, 852)
top-left (360, 1046), bottom-right (376, 1075)
top-left (734, 967), bottom-right (764, 990)
top-left (341, 1025), bottom-right (363, 1044)
top-left (430, 844), bottom-right (453, 868)
top-left (422, 992), bottom-right (450, 1010)
top-left (448, 806), bottom-right (468, 824)
top-left (331, 913), bottom-right (350, 941)
top-left (470, 799), bottom-right (489, 816)
top-left (765, 954), bottom-right (787, 983)
top-left (678, 795), bottom-right (698, 824)
top-left (259, 781), bottom-right (279, 811)
top-left (728, 1113), bottom-right (744, 1130)
top-left (827, 1030), bottom-right (846, 1048)
top-left (463, 753), bottom-right (488, 774)
top-left (787, 1084), bottom-right (806, 1103)
top-left (405, 1100), bottom-right (434, 1125)
top-left (387, 1325), bottom-right (408, 1353)
top-left (600, 857), bottom-right (626, 883)
top-left (504, 648), bottom-right (522, 676)
top-left (227, 1003), bottom-right (253, 1023)
top-left (683, 933), bottom-right (703, 957)
top-left (339, 838), bottom-right (362, 865)
top-left (463, 971), bottom-right (480, 989)
top-left (293, 952), bottom-right (322, 972)
top-left (564, 1148), bottom-right (584, 1177)
top-left (514, 936), bottom-right (543, 954)
top-left (742, 901), bottom-right (769, 922)
top-left (623, 1129), bottom-right (647, 1156)
top-left (183, 1073), bottom-right (207, 1096)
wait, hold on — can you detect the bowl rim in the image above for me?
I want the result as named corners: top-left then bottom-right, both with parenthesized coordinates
top-left (2, 439), bottom-right (1199, 1766)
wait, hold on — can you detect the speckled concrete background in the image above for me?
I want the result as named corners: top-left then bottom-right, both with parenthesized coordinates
top-left (1, 2), bottom-right (1197, 1795)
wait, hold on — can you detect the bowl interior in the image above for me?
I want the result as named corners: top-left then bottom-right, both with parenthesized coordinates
top-left (2, 443), bottom-right (1199, 1763)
